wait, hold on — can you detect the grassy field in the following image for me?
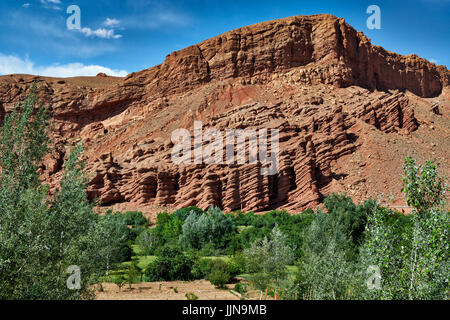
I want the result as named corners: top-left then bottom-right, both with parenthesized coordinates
top-left (103, 241), bottom-right (299, 299)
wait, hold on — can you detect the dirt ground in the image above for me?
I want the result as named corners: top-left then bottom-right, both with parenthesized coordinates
top-left (95, 280), bottom-right (259, 300)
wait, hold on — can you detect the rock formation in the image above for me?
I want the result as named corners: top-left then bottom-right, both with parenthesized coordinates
top-left (0, 14), bottom-right (448, 214)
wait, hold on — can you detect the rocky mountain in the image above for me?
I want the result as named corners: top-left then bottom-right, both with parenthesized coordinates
top-left (0, 14), bottom-right (448, 217)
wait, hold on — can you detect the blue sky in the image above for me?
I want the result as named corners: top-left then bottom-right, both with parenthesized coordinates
top-left (0, 0), bottom-right (448, 77)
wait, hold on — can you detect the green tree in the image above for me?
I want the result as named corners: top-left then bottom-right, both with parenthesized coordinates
top-left (93, 212), bottom-right (131, 276)
top-left (136, 228), bottom-right (160, 256)
top-left (402, 157), bottom-right (447, 212)
top-left (179, 206), bottom-right (236, 251)
top-left (243, 226), bottom-right (296, 300)
top-left (360, 157), bottom-right (449, 300)
top-left (44, 143), bottom-right (101, 297)
top-left (0, 89), bottom-right (127, 299)
top-left (127, 261), bottom-right (140, 289)
top-left (296, 210), bottom-right (355, 300)
top-left (0, 88), bottom-right (56, 299)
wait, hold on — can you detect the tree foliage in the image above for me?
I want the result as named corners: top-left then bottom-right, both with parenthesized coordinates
top-left (145, 244), bottom-right (197, 282)
top-left (361, 157), bottom-right (449, 300)
top-left (0, 89), bottom-right (127, 299)
top-left (243, 226), bottom-right (296, 299)
top-left (179, 206), bottom-right (236, 251)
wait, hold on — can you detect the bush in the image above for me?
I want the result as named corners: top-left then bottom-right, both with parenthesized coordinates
top-left (145, 245), bottom-right (197, 282)
top-left (199, 242), bottom-right (221, 257)
top-left (229, 226), bottom-right (266, 253)
top-left (127, 262), bottom-right (141, 289)
top-left (186, 292), bottom-right (199, 300)
top-left (234, 283), bottom-right (248, 295)
top-left (231, 210), bottom-right (315, 258)
top-left (208, 259), bottom-right (230, 289)
top-left (234, 211), bottom-right (259, 227)
top-left (123, 211), bottom-right (148, 228)
top-left (113, 275), bottom-right (126, 291)
top-left (228, 253), bottom-right (246, 275)
top-left (191, 258), bottom-right (212, 279)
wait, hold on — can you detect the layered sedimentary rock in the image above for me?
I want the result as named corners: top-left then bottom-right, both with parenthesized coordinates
top-left (82, 88), bottom-right (420, 212)
top-left (0, 14), bottom-right (448, 213)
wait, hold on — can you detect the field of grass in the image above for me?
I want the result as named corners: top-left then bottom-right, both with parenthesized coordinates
top-left (104, 241), bottom-right (299, 295)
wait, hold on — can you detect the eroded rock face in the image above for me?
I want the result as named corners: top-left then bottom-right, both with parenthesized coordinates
top-left (81, 88), bottom-right (419, 212)
top-left (129, 14), bottom-right (447, 98)
top-left (0, 14), bottom-right (448, 213)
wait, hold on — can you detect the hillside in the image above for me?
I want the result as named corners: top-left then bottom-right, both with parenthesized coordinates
top-left (0, 14), bottom-right (448, 214)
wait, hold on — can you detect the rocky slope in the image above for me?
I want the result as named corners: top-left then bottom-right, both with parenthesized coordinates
top-left (0, 14), bottom-right (448, 215)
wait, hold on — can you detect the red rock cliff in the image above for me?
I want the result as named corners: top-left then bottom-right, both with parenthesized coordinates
top-left (0, 14), bottom-right (448, 214)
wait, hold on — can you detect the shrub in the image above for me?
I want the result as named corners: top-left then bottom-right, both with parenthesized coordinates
top-left (234, 283), bottom-right (248, 295)
top-left (208, 259), bottom-right (230, 289)
top-left (228, 253), bottom-right (246, 275)
top-left (234, 212), bottom-right (260, 227)
top-left (199, 242), bottom-right (222, 256)
top-left (145, 245), bottom-right (197, 282)
top-left (186, 292), bottom-right (199, 300)
top-left (114, 275), bottom-right (126, 291)
top-left (127, 262), bottom-right (141, 289)
top-left (229, 225), bottom-right (266, 253)
top-left (123, 211), bottom-right (148, 228)
top-left (191, 258), bottom-right (212, 279)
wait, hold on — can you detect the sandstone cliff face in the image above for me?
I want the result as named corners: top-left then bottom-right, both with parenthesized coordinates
top-left (83, 87), bottom-right (419, 212)
top-left (128, 14), bottom-right (447, 98)
top-left (0, 14), bottom-right (448, 213)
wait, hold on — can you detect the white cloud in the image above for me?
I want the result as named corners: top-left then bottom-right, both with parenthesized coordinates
top-left (0, 53), bottom-right (128, 78)
top-left (430, 58), bottom-right (438, 64)
top-left (22, 3), bottom-right (31, 8)
top-left (104, 18), bottom-right (120, 27)
top-left (40, 0), bottom-right (61, 4)
top-left (80, 27), bottom-right (123, 39)
top-left (119, 7), bottom-right (192, 30)
top-left (40, 0), bottom-right (61, 10)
